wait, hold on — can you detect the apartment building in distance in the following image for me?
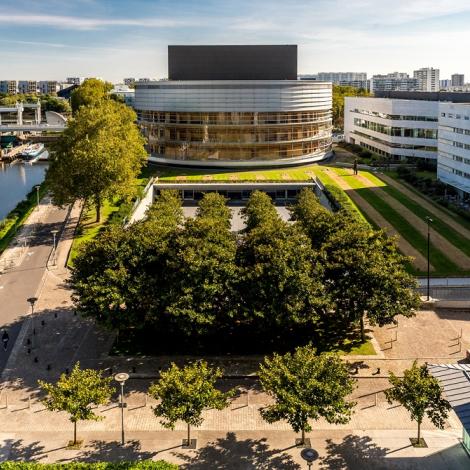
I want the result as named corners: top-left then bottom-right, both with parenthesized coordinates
top-left (438, 102), bottom-right (470, 197)
top-left (0, 80), bottom-right (18, 94)
top-left (299, 72), bottom-right (367, 89)
top-left (413, 67), bottom-right (440, 91)
top-left (18, 80), bottom-right (38, 94)
top-left (66, 77), bottom-right (85, 86)
top-left (344, 96), bottom-right (439, 161)
top-left (452, 74), bottom-right (465, 87)
top-left (124, 78), bottom-right (136, 87)
top-left (38, 81), bottom-right (60, 95)
top-left (370, 73), bottom-right (418, 93)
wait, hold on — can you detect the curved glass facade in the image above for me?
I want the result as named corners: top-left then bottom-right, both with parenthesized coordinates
top-left (135, 81), bottom-right (332, 166)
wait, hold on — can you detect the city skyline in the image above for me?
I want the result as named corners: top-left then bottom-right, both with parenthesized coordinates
top-left (1, 0), bottom-right (470, 82)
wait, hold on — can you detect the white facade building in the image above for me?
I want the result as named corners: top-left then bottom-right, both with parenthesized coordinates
top-left (413, 68), bottom-right (440, 92)
top-left (370, 73), bottom-right (418, 93)
top-left (344, 97), bottom-right (439, 160)
top-left (299, 72), bottom-right (367, 89)
top-left (438, 102), bottom-right (470, 196)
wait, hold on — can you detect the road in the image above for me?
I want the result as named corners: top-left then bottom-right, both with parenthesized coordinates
top-left (0, 201), bottom-right (69, 374)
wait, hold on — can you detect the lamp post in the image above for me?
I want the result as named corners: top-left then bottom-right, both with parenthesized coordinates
top-left (27, 297), bottom-right (38, 348)
top-left (51, 229), bottom-right (58, 266)
top-left (35, 185), bottom-right (40, 210)
top-left (300, 448), bottom-right (319, 470)
top-left (425, 216), bottom-right (433, 301)
top-left (114, 372), bottom-right (129, 445)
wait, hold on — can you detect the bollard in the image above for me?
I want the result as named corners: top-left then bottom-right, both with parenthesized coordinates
top-left (41, 320), bottom-right (45, 327)
top-left (54, 312), bottom-right (57, 318)
top-left (34, 356), bottom-right (38, 363)
top-left (246, 390), bottom-right (249, 407)
top-left (27, 348), bottom-right (31, 354)
top-left (26, 338), bottom-right (31, 346)
top-left (132, 366), bottom-right (136, 374)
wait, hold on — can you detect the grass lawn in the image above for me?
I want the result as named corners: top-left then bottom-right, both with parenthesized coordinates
top-left (67, 198), bottom-right (121, 267)
top-left (339, 339), bottom-right (376, 356)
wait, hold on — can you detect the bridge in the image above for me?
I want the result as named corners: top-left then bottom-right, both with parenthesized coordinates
top-left (0, 123), bottom-right (66, 132)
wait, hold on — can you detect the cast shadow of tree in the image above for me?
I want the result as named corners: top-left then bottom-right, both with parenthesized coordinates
top-left (173, 432), bottom-right (301, 469)
top-left (64, 439), bottom-right (156, 462)
top-left (320, 435), bottom-right (389, 470)
top-left (0, 439), bottom-right (46, 461)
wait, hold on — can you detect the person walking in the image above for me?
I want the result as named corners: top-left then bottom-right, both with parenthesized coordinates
top-left (353, 158), bottom-right (358, 175)
top-left (2, 329), bottom-right (9, 351)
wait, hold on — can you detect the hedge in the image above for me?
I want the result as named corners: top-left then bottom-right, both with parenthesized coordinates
top-left (0, 463), bottom-right (178, 470)
top-left (323, 184), bottom-right (366, 223)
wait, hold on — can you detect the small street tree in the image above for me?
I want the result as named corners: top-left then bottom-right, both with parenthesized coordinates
top-left (385, 361), bottom-right (451, 446)
top-left (148, 361), bottom-right (235, 446)
top-left (39, 362), bottom-right (113, 446)
top-left (259, 344), bottom-right (355, 445)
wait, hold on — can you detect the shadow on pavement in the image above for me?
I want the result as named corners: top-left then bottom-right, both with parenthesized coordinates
top-left (320, 435), bottom-right (389, 469)
top-left (173, 432), bottom-right (301, 469)
top-left (1, 439), bottom-right (46, 461)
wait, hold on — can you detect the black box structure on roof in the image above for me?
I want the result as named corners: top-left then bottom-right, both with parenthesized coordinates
top-left (168, 45), bottom-right (298, 81)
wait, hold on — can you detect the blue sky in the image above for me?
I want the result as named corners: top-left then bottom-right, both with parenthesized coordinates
top-left (1, 0), bottom-right (470, 82)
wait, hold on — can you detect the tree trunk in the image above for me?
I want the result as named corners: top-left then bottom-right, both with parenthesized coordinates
top-left (360, 315), bottom-right (365, 343)
top-left (95, 196), bottom-right (101, 223)
top-left (187, 423), bottom-right (191, 443)
top-left (301, 428), bottom-right (305, 445)
top-left (417, 419), bottom-right (421, 441)
top-left (73, 421), bottom-right (77, 445)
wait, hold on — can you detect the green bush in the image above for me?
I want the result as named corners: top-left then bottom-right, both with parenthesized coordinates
top-left (323, 184), bottom-right (364, 223)
top-left (0, 462), bottom-right (178, 470)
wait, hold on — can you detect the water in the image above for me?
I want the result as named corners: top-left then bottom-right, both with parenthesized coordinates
top-left (0, 161), bottom-right (48, 220)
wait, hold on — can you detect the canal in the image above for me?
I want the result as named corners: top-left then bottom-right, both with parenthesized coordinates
top-left (0, 161), bottom-right (48, 220)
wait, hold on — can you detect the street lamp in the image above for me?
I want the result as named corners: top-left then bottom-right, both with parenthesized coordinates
top-left (27, 297), bottom-right (38, 348)
top-left (34, 185), bottom-right (40, 210)
top-left (51, 229), bottom-right (58, 266)
top-left (114, 372), bottom-right (129, 445)
top-left (425, 216), bottom-right (433, 301)
top-left (300, 448), bottom-right (319, 470)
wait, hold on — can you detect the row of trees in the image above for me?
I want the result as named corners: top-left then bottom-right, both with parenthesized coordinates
top-left (40, 350), bottom-right (450, 447)
top-left (0, 93), bottom-right (72, 114)
top-left (47, 79), bottom-right (147, 222)
top-left (70, 189), bottom-right (419, 351)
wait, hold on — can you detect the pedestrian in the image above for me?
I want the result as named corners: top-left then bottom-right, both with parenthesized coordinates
top-left (353, 158), bottom-right (358, 175)
top-left (2, 330), bottom-right (9, 351)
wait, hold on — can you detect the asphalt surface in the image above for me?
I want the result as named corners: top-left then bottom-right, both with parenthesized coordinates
top-left (0, 203), bottom-right (69, 375)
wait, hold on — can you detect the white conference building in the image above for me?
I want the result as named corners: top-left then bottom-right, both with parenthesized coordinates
top-left (344, 97), bottom-right (439, 161)
top-left (438, 102), bottom-right (470, 197)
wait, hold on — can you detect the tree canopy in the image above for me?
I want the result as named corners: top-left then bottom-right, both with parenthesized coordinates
top-left (259, 343), bottom-right (355, 444)
top-left (385, 361), bottom-right (451, 443)
top-left (46, 99), bottom-right (147, 221)
top-left (148, 361), bottom-right (235, 442)
top-left (39, 362), bottom-right (113, 445)
top-left (70, 78), bottom-right (113, 112)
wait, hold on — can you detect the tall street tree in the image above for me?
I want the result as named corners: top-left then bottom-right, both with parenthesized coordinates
top-left (70, 78), bottom-right (113, 112)
top-left (385, 361), bottom-right (451, 445)
top-left (47, 99), bottom-right (147, 222)
top-left (259, 344), bottom-right (355, 445)
top-left (149, 361), bottom-right (235, 445)
top-left (39, 362), bottom-right (113, 446)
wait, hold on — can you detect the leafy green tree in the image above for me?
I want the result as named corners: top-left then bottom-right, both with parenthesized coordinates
top-left (165, 193), bottom-right (237, 335)
top-left (70, 78), bottom-right (113, 112)
top-left (238, 191), bottom-right (327, 332)
top-left (39, 362), bottom-right (113, 445)
top-left (149, 361), bottom-right (235, 444)
top-left (322, 222), bottom-right (419, 342)
top-left (385, 361), bottom-right (451, 443)
top-left (47, 99), bottom-right (147, 222)
top-left (332, 84), bottom-right (370, 129)
top-left (41, 95), bottom-right (71, 114)
top-left (71, 190), bottom-right (182, 331)
top-left (259, 344), bottom-right (355, 444)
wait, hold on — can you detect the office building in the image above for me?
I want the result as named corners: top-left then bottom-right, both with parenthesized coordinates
top-left (438, 102), bottom-right (470, 197)
top-left (18, 80), bottom-right (38, 94)
top-left (299, 72), bottom-right (367, 89)
top-left (0, 80), bottom-right (18, 94)
top-left (370, 73), bottom-right (418, 93)
top-left (451, 74), bottom-right (465, 87)
top-left (413, 68), bottom-right (440, 92)
top-left (134, 45), bottom-right (333, 167)
top-left (344, 96), bottom-right (439, 161)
